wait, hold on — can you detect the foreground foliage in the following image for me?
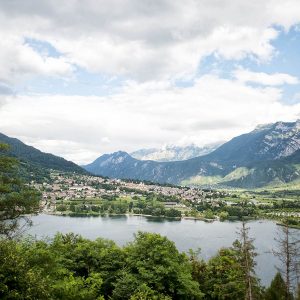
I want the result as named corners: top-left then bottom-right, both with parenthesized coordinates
top-left (0, 230), bottom-right (299, 300)
top-left (0, 232), bottom-right (202, 299)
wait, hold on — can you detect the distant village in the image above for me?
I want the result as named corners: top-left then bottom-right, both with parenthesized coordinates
top-left (31, 172), bottom-right (230, 213)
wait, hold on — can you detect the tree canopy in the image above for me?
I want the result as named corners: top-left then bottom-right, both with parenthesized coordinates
top-left (0, 143), bottom-right (40, 238)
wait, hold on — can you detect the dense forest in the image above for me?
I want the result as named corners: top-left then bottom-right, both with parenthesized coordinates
top-left (1, 142), bottom-right (300, 299)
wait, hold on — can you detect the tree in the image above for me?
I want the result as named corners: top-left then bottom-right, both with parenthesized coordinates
top-left (219, 211), bottom-right (229, 221)
top-left (204, 247), bottom-right (245, 300)
top-left (273, 220), bottom-right (300, 299)
top-left (234, 221), bottom-right (260, 300)
top-left (129, 284), bottom-right (172, 300)
top-left (204, 222), bottom-right (261, 300)
top-left (0, 239), bottom-right (54, 299)
top-left (51, 273), bottom-right (104, 300)
top-left (0, 143), bottom-right (40, 238)
top-left (118, 232), bottom-right (203, 299)
top-left (165, 208), bottom-right (181, 218)
top-left (264, 272), bottom-right (291, 300)
top-left (188, 249), bottom-right (207, 285)
top-left (129, 201), bottom-right (133, 212)
top-left (0, 236), bottom-right (105, 299)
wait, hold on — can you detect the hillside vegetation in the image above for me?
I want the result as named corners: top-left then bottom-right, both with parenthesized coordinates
top-left (0, 132), bottom-right (87, 181)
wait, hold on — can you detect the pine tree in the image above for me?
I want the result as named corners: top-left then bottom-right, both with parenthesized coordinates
top-left (234, 221), bottom-right (260, 300)
top-left (264, 272), bottom-right (289, 300)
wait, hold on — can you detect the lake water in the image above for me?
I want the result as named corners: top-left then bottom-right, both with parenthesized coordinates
top-left (27, 214), bottom-right (287, 286)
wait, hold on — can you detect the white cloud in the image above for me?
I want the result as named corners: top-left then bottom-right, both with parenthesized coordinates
top-left (0, 35), bottom-right (73, 84)
top-left (0, 0), bottom-right (299, 81)
top-left (233, 68), bottom-right (299, 85)
top-left (0, 1), bottom-right (300, 164)
top-left (0, 75), bottom-right (299, 164)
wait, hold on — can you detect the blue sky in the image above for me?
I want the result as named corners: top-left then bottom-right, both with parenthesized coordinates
top-left (0, 0), bottom-right (300, 163)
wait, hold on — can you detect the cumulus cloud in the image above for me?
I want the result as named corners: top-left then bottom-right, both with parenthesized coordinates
top-left (0, 75), bottom-right (299, 164)
top-left (0, 35), bottom-right (73, 84)
top-left (234, 68), bottom-right (299, 85)
top-left (0, 0), bottom-right (300, 81)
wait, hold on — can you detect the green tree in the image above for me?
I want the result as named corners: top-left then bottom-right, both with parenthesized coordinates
top-left (0, 143), bottom-right (40, 238)
top-left (188, 249), bottom-right (207, 289)
top-left (115, 232), bottom-right (203, 300)
top-left (129, 284), bottom-right (172, 300)
top-left (202, 222), bottom-right (261, 299)
top-left (219, 211), bottom-right (229, 221)
top-left (204, 247), bottom-right (245, 300)
top-left (0, 239), bottom-right (53, 299)
top-left (129, 201), bottom-right (134, 212)
top-left (165, 208), bottom-right (182, 218)
top-left (50, 233), bottom-right (125, 297)
top-left (204, 209), bottom-right (215, 219)
top-left (264, 272), bottom-right (291, 300)
top-left (56, 204), bottom-right (67, 212)
top-left (0, 237), bottom-right (106, 299)
top-left (52, 273), bottom-right (104, 300)
top-left (234, 221), bottom-right (261, 300)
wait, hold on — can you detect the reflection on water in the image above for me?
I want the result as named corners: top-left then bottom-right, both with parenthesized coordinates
top-left (26, 214), bottom-right (296, 286)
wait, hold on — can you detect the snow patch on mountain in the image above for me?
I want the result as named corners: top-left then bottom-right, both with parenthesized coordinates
top-left (131, 142), bottom-right (223, 162)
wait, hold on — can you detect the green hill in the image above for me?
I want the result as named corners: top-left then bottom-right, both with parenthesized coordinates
top-left (0, 132), bottom-right (87, 181)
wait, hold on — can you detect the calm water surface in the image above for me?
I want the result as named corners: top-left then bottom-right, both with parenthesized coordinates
top-left (27, 214), bottom-right (287, 286)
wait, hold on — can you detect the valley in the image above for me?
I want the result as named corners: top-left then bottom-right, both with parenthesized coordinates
top-left (2, 118), bottom-right (300, 299)
top-left (33, 171), bottom-right (300, 227)
top-left (2, 121), bottom-right (300, 228)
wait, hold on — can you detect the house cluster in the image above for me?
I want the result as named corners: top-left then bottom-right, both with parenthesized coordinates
top-left (268, 211), bottom-right (300, 217)
top-left (121, 181), bottom-right (228, 203)
top-left (32, 172), bottom-right (230, 212)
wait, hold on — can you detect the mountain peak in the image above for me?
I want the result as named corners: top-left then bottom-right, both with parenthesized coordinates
top-left (254, 120), bottom-right (300, 131)
top-left (253, 123), bottom-right (273, 132)
top-left (111, 151), bottom-right (130, 157)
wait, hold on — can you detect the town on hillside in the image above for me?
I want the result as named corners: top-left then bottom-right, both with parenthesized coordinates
top-left (31, 172), bottom-right (300, 225)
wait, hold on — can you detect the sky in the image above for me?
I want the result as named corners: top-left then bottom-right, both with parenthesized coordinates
top-left (0, 0), bottom-right (300, 164)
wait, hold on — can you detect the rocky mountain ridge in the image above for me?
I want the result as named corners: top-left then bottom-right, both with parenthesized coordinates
top-left (84, 121), bottom-right (300, 188)
top-left (130, 142), bottom-right (223, 162)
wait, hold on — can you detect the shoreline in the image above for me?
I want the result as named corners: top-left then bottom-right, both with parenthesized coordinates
top-left (41, 211), bottom-right (300, 228)
top-left (40, 211), bottom-right (272, 223)
top-left (275, 221), bottom-right (300, 229)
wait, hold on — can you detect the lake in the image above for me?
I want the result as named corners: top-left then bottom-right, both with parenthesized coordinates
top-left (27, 214), bottom-right (287, 286)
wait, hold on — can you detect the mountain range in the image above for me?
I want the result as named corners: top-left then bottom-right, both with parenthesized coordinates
top-left (83, 121), bottom-right (300, 188)
top-left (130, 142), bottom-right (223, 162)
top-left (2, 120), bottom-right (300, 189)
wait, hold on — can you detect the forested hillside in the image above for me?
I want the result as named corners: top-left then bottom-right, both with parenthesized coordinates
top-left (0, 132), bottom-right (87, 181)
